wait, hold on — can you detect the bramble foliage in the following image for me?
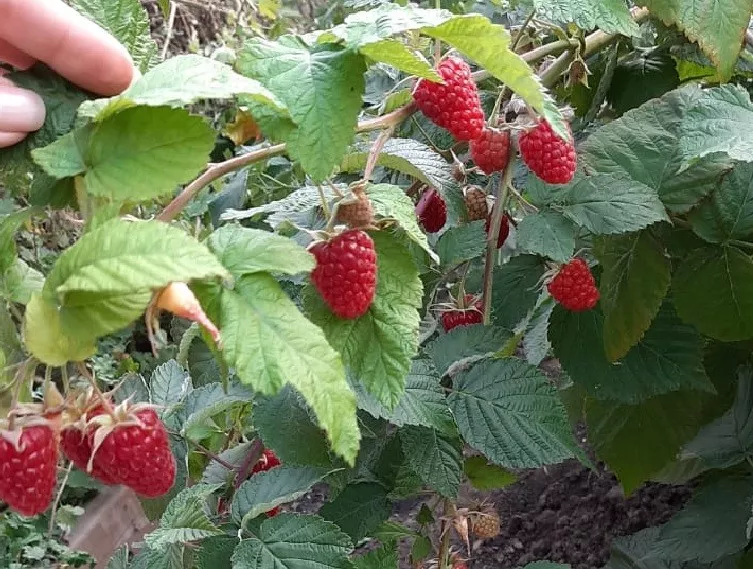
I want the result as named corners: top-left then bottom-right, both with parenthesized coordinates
top-left (2, 0), bottom-right (753, 567)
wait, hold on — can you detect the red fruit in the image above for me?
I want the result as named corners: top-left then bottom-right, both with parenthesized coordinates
top-left (267, 506), bottom-right (281, 517)
top-left (416, 188), bottom-right (447, 233)
top-left (518, 120), bottom-right (577, 185)
top-left (310, 230), bottom-right (377, 320)
top-left (470, 128), bottom-right (511, 175)
top-left (440, 295), bottom-right (483, 332)
top-left (61, 427), bottom-right (119, 485)
top-left (0, 425), bottom-right (58, 517)
top-left (485, 213), bottom-right (511, 249)
top-left (413, 56), bottom-right (485, 141)
top-left (90, 409), bottom-right (176, 498)
top-left (547, 258), bottom-right (599, 311)
top-left (252, 449), bottom-right (281, 474)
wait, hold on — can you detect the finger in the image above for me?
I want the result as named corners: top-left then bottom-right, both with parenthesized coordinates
top-left (0, 38), bottom-right (35, 69)
top-left (0, 0), bottom-right (136, 96)
top-left (0, 131), bottom-right (26, 147)
top-left (0, 85), bottom-right (46, 132)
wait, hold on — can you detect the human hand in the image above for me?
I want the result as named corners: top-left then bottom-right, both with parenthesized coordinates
top-left (0, 0), bottom-right (137, 148)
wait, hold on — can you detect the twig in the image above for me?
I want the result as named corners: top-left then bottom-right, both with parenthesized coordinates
top-left (438, 499), bottom-right (456, 569)
top-left (234, 439), bottom-right (263, 490)
top-left (362, 126), bottom-right (395, 182)
top-left (48, 462), bottom-right (73, 539)
top-left (512, 9), bottom-right (536, 52)
top-left (186, 437), bottom-right (236, 470)
top-left (160, 1), bottom-right (177, 60)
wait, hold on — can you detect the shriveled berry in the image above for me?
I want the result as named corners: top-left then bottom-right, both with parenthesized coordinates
top-left (547, 258), bottom-right (599, 311)
top-left (470, 128), bottom-right (511, 175)
top-left (416, 188), bottom-right (447, 233)
top-left (0, 425), bottom-right (58, 517)
top-left (90, 409), bottom-right (176, 498)
top-left (464, 187), bottom-right (488, 222)
top-left (485, 213), bottom-right (511, 249)
top-left (413, 56), bottom-right (485, 141)
top-left (441, 295), bottom-right (483, 332)
top-left (336, 192), bottom-right (374, 229)
top-left (311, 230), bottom-right (377, 319)
top-left (470, 510), bottom-right (501, 539)
top-left (518, 120), bottom-right (577, 185)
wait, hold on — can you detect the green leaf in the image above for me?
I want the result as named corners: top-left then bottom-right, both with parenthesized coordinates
top-left (180, 381), bottom-right (254, 435)
top-left (672, 246), bottom-right (753, 341)
top-left (580, 86), bottom-right (733, 214)
top-left (686, 365), bottom-right (753, 469)
top-left (421, 16), bottom-right (567, 138)
top-left (351, 545), bottom-right (399, 569)
top-left (690, 162), bottom-right (753, 243)
top-left (232, 466), bottom-right (330, 525)
top-left (350, 359), bottom-right (456, 435)
top-left (428, 324), bottom-right (512, 376)
top-left (586, 389), bottom-right (718, 493)
top-left (400, 426), bottom-right (462, 498)
top-left (230, 514), bottom-right (352, 569)
top-left (131, 544), bottom-right (185, 569)
top-left (359, 40), bottom-right (440, 80)
top-left (0, 259), bottom-right (45, 305)
top-left (207, 225), bottom-right (314, 278)
top-left (34, 107), bottom-right (216, 202)
top-left (71, 0), bottom-right (158, 73)
top-left (79, 54), bottom-right (284, 121)
top-left (491, 255), bottom-right (547, 329)
top-left (516, 211), bottom-right (577, 263)
top-left (635, 1), bottom-right (752, 80)
top-left (0, 208), bottom-right (39, 273)
top-left (463, 456), bottom-right (517, 490)
top-left (533, 0), bottom-right (639, 36)
top-left (214, 273), bottom-right (359, 464)
top-left (436, 221), bottom-right (487, 267)
top-left (594, 230), bottom-right (671, 361)
top-left (651, 477), bottom-right (753, 562)
top-left (197, 537), bottom-right (238, 569)
top-left (549, 303), bottom-right (713, 403)
top-left (106, 546), bottom-right (131, 569)
top-left (320, 483), bottom-right (391, 542)
top-left (365, 183), bottom-right (438, 264)
top-left (236, 41), bottom-right (365, 181)
top-left (201, 441), bottom-right (255, 485)
top-left (146, 484), bottom-right (223, 548)
top-left (305, 230), bottom-right (422, 410)
top-left (150, 360), bottom-right (190, 410)
top-left (254, 386), bottom-right (333, 467)
top-left (374, 520), bottom-right (419, 542)
top-left (448, 358), bottom-right (579, 468)
top-left (42, 219), bottom-right (227, 342)
top-left (23, 293), bottom-right (96, 365)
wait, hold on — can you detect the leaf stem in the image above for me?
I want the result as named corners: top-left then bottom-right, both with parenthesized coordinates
top-left (48, 462), bottom-right (73, 539)
top-left (316, 184), bottom-right (331, 219)
top-left (185, 437), bottom-right (237, 471)
top-left (362, 125), bottom-right (395, 182)
top-left (438, 499), bottom-right (455, 569)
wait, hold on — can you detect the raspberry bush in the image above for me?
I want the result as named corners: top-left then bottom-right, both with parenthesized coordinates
top-left (2, 0), bottom-right (753, 568)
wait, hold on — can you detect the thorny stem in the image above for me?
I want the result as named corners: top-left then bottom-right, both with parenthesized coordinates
top-left (481, 142), bottom-right (517, 325)
top-left (235, 438), bottom-right (264, 491)
top-left (438, 499), bottom-right (456, 569)
top-left (48, 462), bottom-right (73, 539)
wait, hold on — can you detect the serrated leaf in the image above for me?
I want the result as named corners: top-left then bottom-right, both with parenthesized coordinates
top-left (150, 360), bottom-right (190, 411)
top-left (689, 162), bottom-right (753, 243)
top-left (672, 245), bottom-right (753, 341)
top-left (71, 0), bottom-right (158, 73)
top-left (435, 221), bottom-right (487, 267)
top-left (106, 546), bottom-right (130, 569)
top-left (237, 41), bottom-right (365, 181)
top-left (360, 40), bottom-right (440, 80)
top-left (581, 86), bottom-right (732, 214)
top-left (320, 483), bottom-right (391, 542)
top-left (34, 107), bottom-right (216, 202)
top-left (41, 219), bottom-right (226, 342)
top-left (79, 54), bottom-right (284, 121)
top-left (651, 477), bottom-right (753, 562)
top-left (214, 273), bottom-right (359, 464)
top-left (146, 484), bottom-right (223, 548)
top-left (586, 389), bottom-right (718, 494)
top-left (516, 211), bottom-right (577, 263)
top-left (365, 183), bottom-right (438, 264)
top-left (180, 381), bottom-right (254, 435)
top-left (374, 520), bottom-right (419, 542)
top-left (351, 359), bottom-right (456, 435)
top-left (0, 208), bottom-right (39, 274)
top-left (207, 225), bottom-right (314, 278)
top-left (230, 514), bottom-right (352, 569)
top-left (533, 0), bottom-right (639, 36)
top-left (232, 466), bottom-right (330, 525)
top-left (197, 537), bottom-right (238, 569)
top-left (448, 358), bottom-right (578, 468)
top-left (305, 231), bottom-right (422, 410)
top-left (201, 441), bottom-right (255, 485)
top-left (428, 324), bottom-right (511, 375)
top-left (491, 255), bottom-right (547, 329)
top-left (130, 544), bottom-right (185, 569)
top-left (463, 456), bottom-right (517, 490)
top-left (351, 544), bottom-right (399, 569)
top-left (400, 426), bottom-right (462, 498)
top-left (594, 230), bottom-right (671, 361)
top-left (254, 386), bottom-right (333, 467)
top-left (635, 1), bottom-right (751, 81)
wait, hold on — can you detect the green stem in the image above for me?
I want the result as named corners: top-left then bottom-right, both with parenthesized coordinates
top-left (316, 184), bottom-right (331, 220)
top-left (48, 462), bottom-right (73, 539)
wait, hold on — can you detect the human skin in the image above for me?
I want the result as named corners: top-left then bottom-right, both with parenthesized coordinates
top-left (0, 0), bottom-right (136, 148)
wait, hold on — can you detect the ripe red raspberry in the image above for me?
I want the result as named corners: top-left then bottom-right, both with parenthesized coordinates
top-left (252, 449), bottom-right (281, 474)
top-left (485, 213), bottom-right (511, 249)
top-left (440, 295), bottom-right (483, 332)
top-left (416, 188), bottom-right (447, 233)
top-left (61, 426), bottom-right (119, 485)
top-left (0, 425), bottom-right (58, 516)
top-left (464, 187), bottom-right (488, 222)
top-left (310, 230), bottom-right (377, 319)
top-left (547, 258), bottom-right (599, 311)
top-left (90, 409), bottom-right (176, 498)
top-left (413, 56), bottom-right (485, 141)
top-left (470, 128), bottom-right (511, 175)
top-left (518, 120), bottom-right (577, 185)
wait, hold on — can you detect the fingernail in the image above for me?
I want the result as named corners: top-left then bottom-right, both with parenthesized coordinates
top-left (0, 86), bottom-right (45, 132)
top-left (0, 131), bottom-right (26, 148)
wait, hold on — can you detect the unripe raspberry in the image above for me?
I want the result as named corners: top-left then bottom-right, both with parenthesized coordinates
top-left (470, 128), bottom-right (511, 175)
top-left (518, 120), bottom-right (577, 185)
top-left (547, 258), bottom-right (599, 311)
